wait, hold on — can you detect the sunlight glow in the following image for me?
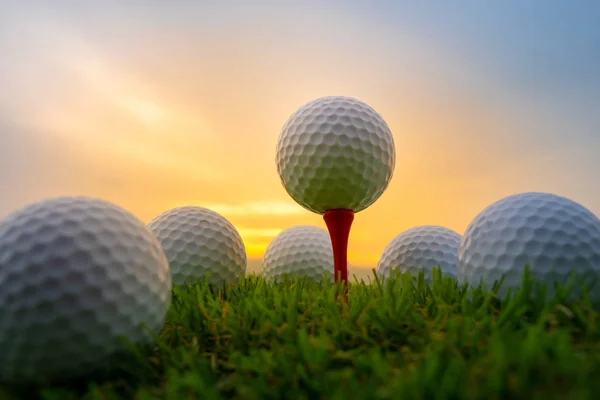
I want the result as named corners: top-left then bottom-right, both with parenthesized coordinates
top-left (244, 242), bottom-right (272, 258)
top-left (120, 98), bottom-right (168, 126)
top-left (237, 227), bottom-right (283, 238)
top-left (204, 202), bottom-right (305, 217)
top-left (4, 7), bottom-right (596, 270)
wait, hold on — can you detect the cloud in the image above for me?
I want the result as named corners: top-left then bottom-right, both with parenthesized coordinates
top-left (1, 13), bottom-right (219, 181)
top-left (237, 227), bottom-right (282, 238)
top-left (234, 226), bottom-right (284, 258)
top-left (1, 1), bottom-right (598, 265)
top-left (203, 201), bottom-right (305, 217)
top-left (0, 123), bottom-right (85, 218)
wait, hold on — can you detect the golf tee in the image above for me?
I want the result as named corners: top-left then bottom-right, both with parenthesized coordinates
top-left (323, 209), bottom-right (354, 300)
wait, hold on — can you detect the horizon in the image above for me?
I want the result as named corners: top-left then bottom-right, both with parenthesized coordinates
top-left (1, 1), bottom-right (599, 268)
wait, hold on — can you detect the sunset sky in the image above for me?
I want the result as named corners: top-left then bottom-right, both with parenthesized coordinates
top-left (1, 1), bottom-right (599, 268)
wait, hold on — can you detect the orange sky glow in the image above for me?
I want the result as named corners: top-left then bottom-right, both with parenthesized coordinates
top-left (1, 3), bottom-right (599, 269)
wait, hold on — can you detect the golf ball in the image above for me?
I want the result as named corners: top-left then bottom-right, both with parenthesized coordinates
top-left (377, 225), bottom-right (461, 283)
top-left (276, 96), bottom-right (396, 214)
top-left (148, 206), bottom-right (247, 287)
top-left (0, 197), bottom-right (171, 383)
top-left (458, 192), bottom-right (600, 297)
top-left (261, 226), bottom-right (334, 282)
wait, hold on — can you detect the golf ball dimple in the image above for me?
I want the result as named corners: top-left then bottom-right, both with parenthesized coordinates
top-left (0, 197), bottom-right (172, 383)
top-left (148, 206), bottom-right (247, 287)
top-left (377, 225), bottom-right (461, 283)
top-left (457, 192), bottom-right (600, 297)
top-left (276, 96), bottom-right (396, 214)
top-left (261, 226), bottom-right (334, 283)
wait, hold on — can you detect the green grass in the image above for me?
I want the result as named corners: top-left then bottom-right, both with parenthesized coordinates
top-left (2, 267), bottom-right (600, 399)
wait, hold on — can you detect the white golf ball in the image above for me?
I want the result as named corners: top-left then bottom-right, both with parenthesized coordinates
top-left (0, 197), bottom-right (171, 383)
top-left (458, 192), bottom-right (600, 298)
top-left (377, 225), bottom-right (461, 283)
top-left (261, 226), bottom-right (334, 283)
top-left (148, 207), bottom-right (247, 287)
top-left (276, 96), bottom-right (396, 214)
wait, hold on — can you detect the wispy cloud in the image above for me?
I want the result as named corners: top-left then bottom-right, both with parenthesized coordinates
top-left (203, 201), bottom-right (305, 217)
top-left (236, 227), bottom-right (283, 259)
top-left (237, 227), bottom-right (282, 238)
top-left (1, 2), bottom-right (598, 268)
top-left (2, 15), bottom-right (217, 178)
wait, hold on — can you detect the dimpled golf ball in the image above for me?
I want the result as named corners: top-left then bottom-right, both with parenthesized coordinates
top-left (148, 207), bottom-right (247, 287)
top-left (0, 196), bottom-right (172, 383)
top-left (458, 192), bottom-right (600, 297)
top-left (377, 225), bottom-right (461, 283)
top-left (261, 226), bottom-right (334, 282)
top-left (276, 96), bottom-right (396, 214)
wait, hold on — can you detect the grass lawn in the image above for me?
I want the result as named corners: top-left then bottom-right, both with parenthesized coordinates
top-left (2, 268), bottom-right (600, 399)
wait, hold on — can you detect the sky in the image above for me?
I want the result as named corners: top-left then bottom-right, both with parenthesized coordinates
top-left (1, 1), bottom-right (599, 267)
